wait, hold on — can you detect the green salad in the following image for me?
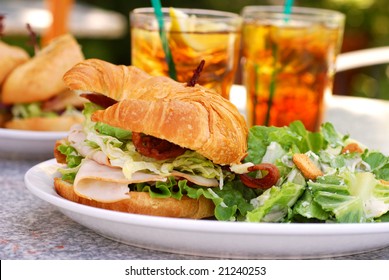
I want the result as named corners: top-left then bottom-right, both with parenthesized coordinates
top-left (240, 121), bottom-right (389, 223)
top-left (183, 120), bottom-right (389, 223)
top-left (185, 120), bottom-right (389, 223)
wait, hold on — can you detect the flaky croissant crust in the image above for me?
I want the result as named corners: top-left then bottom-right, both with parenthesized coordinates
top-left (63, 59), bottom-right (248, 165)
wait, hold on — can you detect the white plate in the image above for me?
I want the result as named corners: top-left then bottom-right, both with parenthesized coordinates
top-left (25, 159), bottom-right (389, 259)
top-left (0, 128), bottom-right (66, 159)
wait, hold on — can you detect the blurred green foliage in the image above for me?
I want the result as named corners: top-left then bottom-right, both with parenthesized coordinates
top-left (297, 0), bottom-right (389, 100)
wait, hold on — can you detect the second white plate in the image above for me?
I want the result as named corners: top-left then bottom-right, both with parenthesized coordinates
top-left (0, 128), bottom-right (66, 159)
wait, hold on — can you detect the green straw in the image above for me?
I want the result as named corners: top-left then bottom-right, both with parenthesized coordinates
top-left (151, 0), bottom-right (177, 80)
top-left (258, 1), bottom-right (294, 126)
top-left (264, 45), bottom-right (278, 126)
top-left (283, 0), bottom-right (294, 22)
top-left (262, 1), bottom-right (294, 125)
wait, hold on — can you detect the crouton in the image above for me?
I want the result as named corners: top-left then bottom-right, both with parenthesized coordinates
top-left (292, 153), bottom-right (323, 181)
top-left (342, 143), bottom-right (364, 154)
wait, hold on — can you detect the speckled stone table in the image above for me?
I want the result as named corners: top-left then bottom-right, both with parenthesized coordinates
top-left (0, 157), bottom-right (216, 260)
top-left (1, 95), bottom-right (389, 260)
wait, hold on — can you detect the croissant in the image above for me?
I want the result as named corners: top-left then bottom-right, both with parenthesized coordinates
top-left (2, 34), bottom-right (84, 104)
top-left (64, 59), bottom-right (248, 165)
top-left (0, 41), bottom-right (29, 85)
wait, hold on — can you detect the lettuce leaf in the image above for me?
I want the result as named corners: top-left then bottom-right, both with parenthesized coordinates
top-left (185, 180), bottom-right (257, 221)
top-left (245, 124), bottom-right (302, 164)
top-left (95, 122), bottom-right (132, 140)
top-left (246, 182), bottom-right (305, 222)
top-left (309, 172), bottom-right (389, 223)
top-left (132, 177), bottom-right (184, 200)
top-left (57, 144), bottom-right (82, 168)
top-left (320, 122), bottom-right (347, 147)
top-left (56, 143), bottom-right (83, 182)
top-left (362, 152), bottom-right (389, 180)
top-left (293, 190), bottom-right (331, 221)
top-left (131, 178), bottom-right (257, 221)
top-left (12, 102), bottom-right (57, 118)
top-left (288, 121), bottom-right (325, 153)
top-left (245, 120), bottom-right (330, 165)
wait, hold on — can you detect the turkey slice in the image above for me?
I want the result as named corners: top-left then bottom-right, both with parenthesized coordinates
top-left (67, 124), bottom-right (110, 166)
top-left (74, 159), bottom-right (167, 202)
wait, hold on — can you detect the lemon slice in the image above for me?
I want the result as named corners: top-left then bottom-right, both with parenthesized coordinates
top-left (169, 7), bottom-right (193, 32)
top-left (169, 7), bottom-right (230, 51)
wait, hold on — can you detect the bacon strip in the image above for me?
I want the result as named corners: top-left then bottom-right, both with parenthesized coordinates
top-left (239, 163), bottom-right (280, 189)
top-left (0, 14), bottom-right (4, 38)
top-left (186, 60), bottom-right (205, 87)
top-left (132, 132), bottom-right (186, 160)
top-left (26, 23), bottom-right (40, 54)
top-left (80, 93), bottom-right (117, 108)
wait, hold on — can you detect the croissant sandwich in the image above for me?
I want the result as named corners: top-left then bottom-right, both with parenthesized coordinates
top-left (53, 59), bottom-right (281, 219)
top-left (0, 40), bottom-right (30, 127)
top-left (1, 34), bottom-right (85, 131)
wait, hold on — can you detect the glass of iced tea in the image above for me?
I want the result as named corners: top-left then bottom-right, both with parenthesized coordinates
top-left (130, 7), bottom-right (242, 100)
top-left (241, 6), bottom-right (345, 131)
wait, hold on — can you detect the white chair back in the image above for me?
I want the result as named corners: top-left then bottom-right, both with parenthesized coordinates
top-left (336, 46), bottom-right (389, 72)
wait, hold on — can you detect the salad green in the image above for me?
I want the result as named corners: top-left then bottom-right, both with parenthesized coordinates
top-left (11, 102), bottom-right (81, 119)
top-left (12, 102), bottom-right (57, 118)
top-left (242, 121), bottom-right (389, 223)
